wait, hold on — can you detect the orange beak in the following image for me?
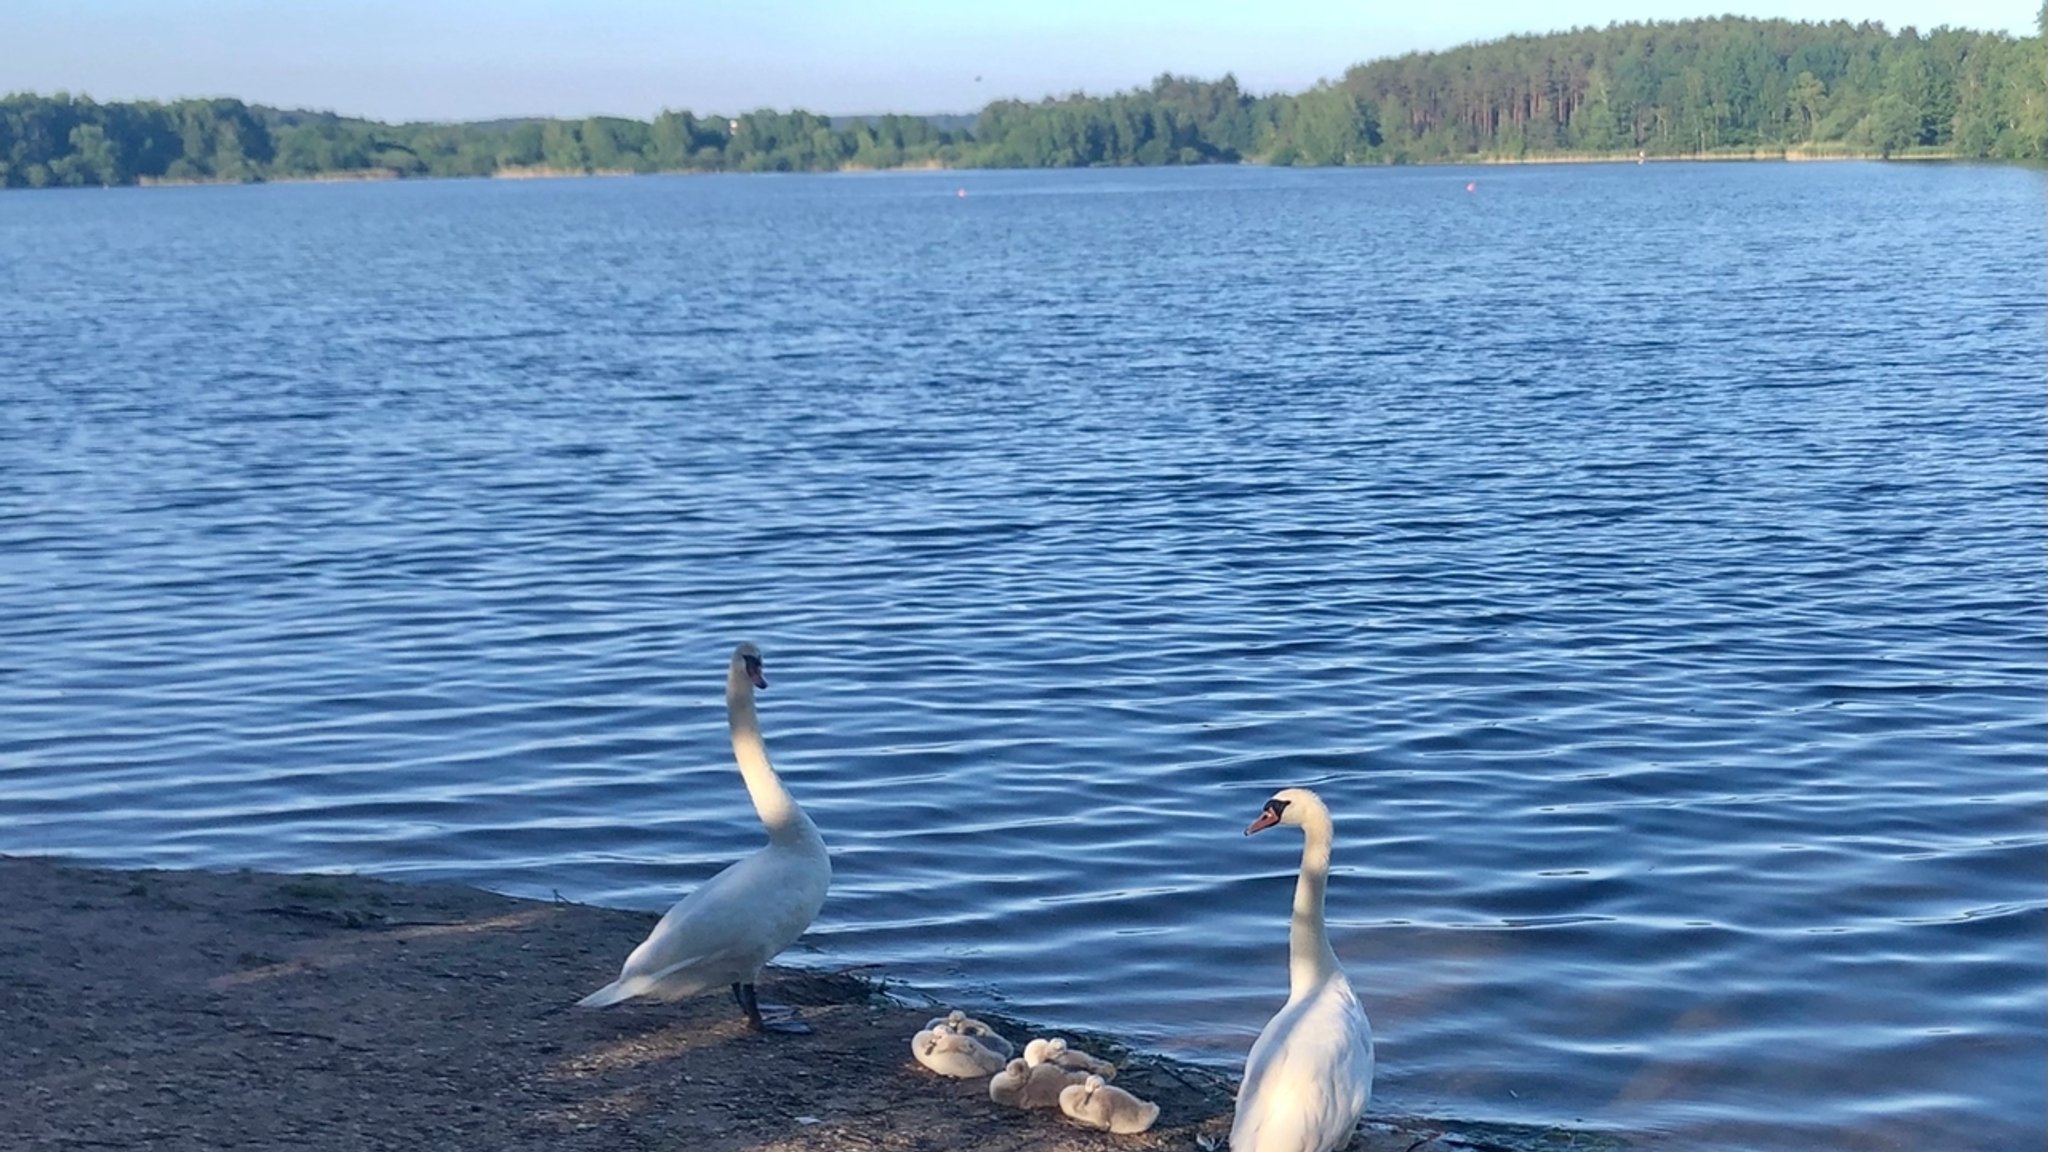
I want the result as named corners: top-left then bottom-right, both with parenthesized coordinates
top-left (1244, 809), bottom-right (1281, 836)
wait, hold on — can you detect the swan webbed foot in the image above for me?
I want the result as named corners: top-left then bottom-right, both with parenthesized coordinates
top-left (750, 1013), bottom-right (814, 1035)
top-left (734, 982), bottom-right (812, 1035)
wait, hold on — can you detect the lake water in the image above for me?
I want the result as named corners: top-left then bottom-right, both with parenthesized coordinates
top-left (1, 163), bottom-right (2042, 1151)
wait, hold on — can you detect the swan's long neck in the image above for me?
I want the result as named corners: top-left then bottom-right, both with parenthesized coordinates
top-left (1289, 807), bottom-right (1343, 996)
top-left (727, 666), bottom-right (816, 846)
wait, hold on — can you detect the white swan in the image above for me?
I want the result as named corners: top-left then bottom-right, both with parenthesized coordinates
top-left (1231, 788), bottom-right (1374, 1152)
top-left (576, 642), bottom-right (832, 1034)
top-left (1059, 1073), bottom-right (1161, 1135)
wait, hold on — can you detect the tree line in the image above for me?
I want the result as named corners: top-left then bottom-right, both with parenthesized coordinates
top-left (2, 13), bottom-right (2042, 188)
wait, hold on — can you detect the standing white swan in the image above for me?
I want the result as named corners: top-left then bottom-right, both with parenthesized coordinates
top-left (576, 642), bottom-right (832, 1034)
top-left (1231, 787), bottom-right (1374, 1152)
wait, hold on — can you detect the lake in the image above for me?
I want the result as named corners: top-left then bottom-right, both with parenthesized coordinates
top-left (1, 162), bottom-right (2042, 1151)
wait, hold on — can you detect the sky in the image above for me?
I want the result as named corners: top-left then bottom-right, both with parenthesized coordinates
top-left (1, 0), bottom-right (2037, 123)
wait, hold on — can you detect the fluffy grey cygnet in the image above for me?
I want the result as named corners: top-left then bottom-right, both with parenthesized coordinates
top-left (911, 1026), bottom-right (1007, 1078)
top-left (1059, 1073), bottom-right (1161, 1135)
top-left (1029, 1035), bottom-right (1117, 1079)
top-left (924, 1009), bottom-right (1015, 1059)
top-left (988, 1057), bottom-right (1085, 1109)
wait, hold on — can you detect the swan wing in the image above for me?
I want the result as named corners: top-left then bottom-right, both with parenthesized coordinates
top-left (599, 840), bottom-right (830, 1000)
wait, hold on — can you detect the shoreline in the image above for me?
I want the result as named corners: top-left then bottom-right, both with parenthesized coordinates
top-left (26, 147), bottom-right (2006, 193)
top-left (1, 855), bottom-right (1580, 1152)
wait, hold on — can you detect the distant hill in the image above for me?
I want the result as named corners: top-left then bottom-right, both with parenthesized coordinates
top-left (2, 13), bottom-right (2041, 187)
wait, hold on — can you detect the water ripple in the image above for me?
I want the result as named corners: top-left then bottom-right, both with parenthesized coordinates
top-left (1, 164), bottom-right (2043, 1152)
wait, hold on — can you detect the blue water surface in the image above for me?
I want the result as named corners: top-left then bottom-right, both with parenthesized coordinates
top-left (2, 162), bottom-right (2043, 1152)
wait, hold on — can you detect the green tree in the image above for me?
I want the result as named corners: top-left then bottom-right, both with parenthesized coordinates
top-left (1788, 71), bottom-right (1827, 141)
top-left (540, 121), bottom-right (585, 170)
top-left (55, 123), bottom-right (121, 184)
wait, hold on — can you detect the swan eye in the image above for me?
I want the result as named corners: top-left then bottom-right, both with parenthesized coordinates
top-left (1264, 799), bottom-right (1290, 819)
top-left (742, 654), bottom-right (766, 687)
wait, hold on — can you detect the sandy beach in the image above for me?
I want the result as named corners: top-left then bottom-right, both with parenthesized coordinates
top-left (0, 856), bottom-right (1531, 1152)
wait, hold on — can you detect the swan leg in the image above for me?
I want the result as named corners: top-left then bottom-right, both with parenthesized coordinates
top-left (734, 982), bottom-right (812, 1035)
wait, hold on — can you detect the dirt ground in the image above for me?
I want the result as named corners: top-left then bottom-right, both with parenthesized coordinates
top-left (2, 856), bottom-right (1540, 1152)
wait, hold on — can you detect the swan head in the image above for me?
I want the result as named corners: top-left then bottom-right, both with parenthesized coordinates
top-left (731, 642), bottom-right (767, 689)
top-left (1246, 787), bottom-right (1326, 835)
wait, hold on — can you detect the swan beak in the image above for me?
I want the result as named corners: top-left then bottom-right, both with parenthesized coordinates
top-left (1244, 809), bottom-right (1281, 836)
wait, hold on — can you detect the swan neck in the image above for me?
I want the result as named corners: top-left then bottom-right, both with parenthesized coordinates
top-left (1288, 808), bottom-right (1342, 996)
top-left (727, 668), bottom-right (812, 844)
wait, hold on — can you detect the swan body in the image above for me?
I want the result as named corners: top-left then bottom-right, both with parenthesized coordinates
top-left (912, 1027), bottom-right (1008, 1078)
top-left (1060, 1073), bottom-right (1161, 1135)
top-left (1231, 788), bottom-right (1374, 1152)
top-left (990, 1056), bottom-right (1085, 1109)
top-left (577, 643), bottom-right (831, 1033)
top-left (926, 1009), bottom-right (1015, 1059)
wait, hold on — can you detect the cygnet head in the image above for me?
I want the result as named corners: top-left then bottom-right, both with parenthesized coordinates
top-left (1246, 787), bottom-right (1327, 835)
top-left (731, 642), bottom-right (767, 689)
top-left (1023, 1037), bottom-right (1055, 1066)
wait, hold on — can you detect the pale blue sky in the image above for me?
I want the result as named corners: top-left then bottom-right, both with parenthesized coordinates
top-left (1, 0), bottom-right (2035, 122)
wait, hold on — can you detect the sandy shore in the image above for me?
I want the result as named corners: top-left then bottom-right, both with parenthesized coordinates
top-left (0, 856), bottom-right (1547, 1152)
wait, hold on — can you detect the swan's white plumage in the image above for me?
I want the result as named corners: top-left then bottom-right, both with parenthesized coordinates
top-left (1230, 788), bottom-right (1374, 1152)
top-left (577, 643), bottom-right (830, 1011)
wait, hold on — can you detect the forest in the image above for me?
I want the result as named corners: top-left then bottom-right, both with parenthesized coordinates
top-left (2, 13), bottom-right (2042, 188)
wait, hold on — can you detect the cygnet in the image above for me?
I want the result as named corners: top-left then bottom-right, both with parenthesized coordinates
top-left (1037, 1036), bottom-right (1117, 1079)
top-left (989, 1056), bottom-right (1085, 1110)
top-left (1058, 1073), bottom-right (1160, 1135)
top-left (925, 1008), bottom-right (1015, 1059)
top-left (988, 1058), bottom-right (1032, 1107)
top-left (910, 1027), bottom-right (1007, 1078)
